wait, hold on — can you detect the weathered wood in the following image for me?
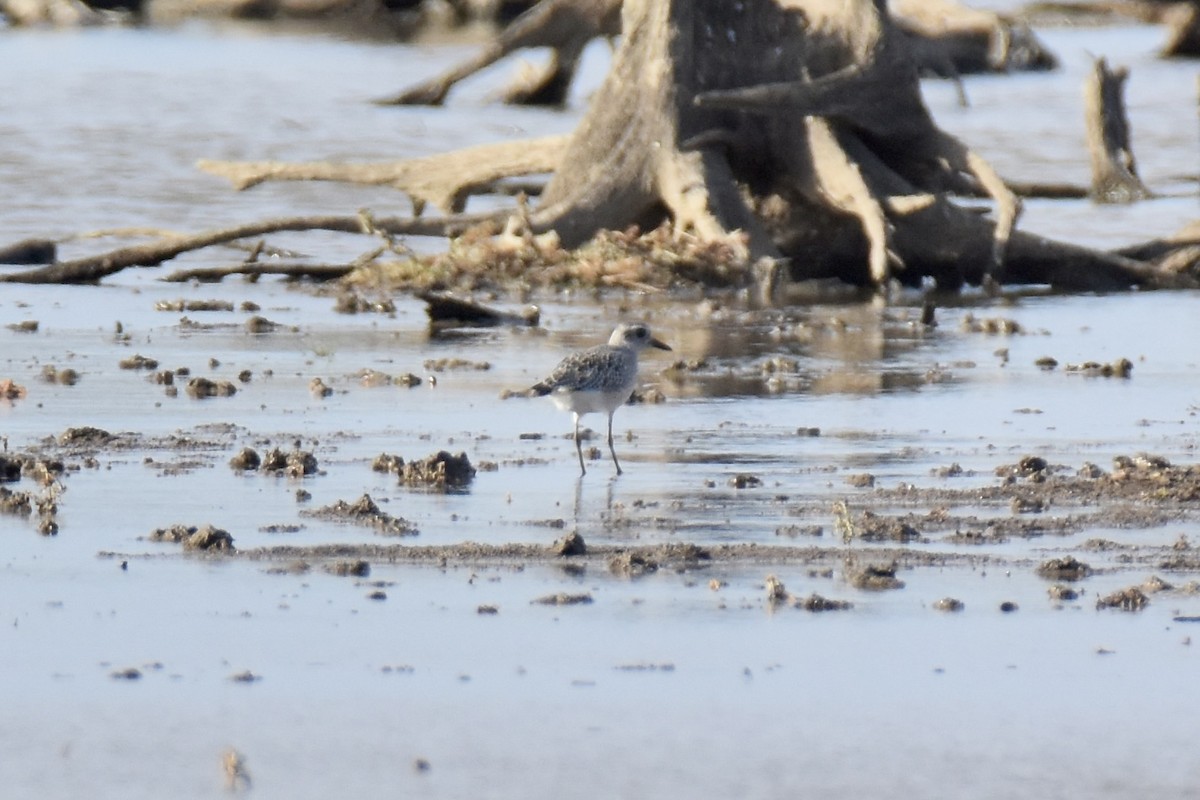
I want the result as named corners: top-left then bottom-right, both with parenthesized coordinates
top-left (1162, 2), bottom-right (1200, 58)
top-left (373, 0), bottom-right (621, 106)
top-left (197, 136), bottom-right (569, 214)
top-left (1084, 57), bottom-right (1151, 203)
top-left (531, 0), bottom-right (1027, 287)
top-left (891, 0), bottom-right (1057, 75)
top-left (515, 0), bottom-right (1181, 292)
top-left (417, 290), bottom-right (540, 329)
top-left (0, 212), bottom-right (503, 284)
top-left (0, 238), bottom-right (57, 265)
top-left (161, 262), bottom-right (356, 282)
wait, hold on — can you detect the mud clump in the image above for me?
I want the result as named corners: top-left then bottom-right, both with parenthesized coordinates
top-left (150, 524), bottom-right (236, 552)
top-left (609, 551), bottom-right (658, 576)
top-left (229, 448), bottom-right (262, 470)
top-left (245, 315), bottom-right (281, 333)
top-left (0, 487), bottom-right (34, 516)
top-left (729, 473), bottom-right (762, 489)
top-left (854, 511), bottom-right (921, 543)
top-left (326, 560), bottom-right (371, 577)
top-left (1048, 585), bottom-right (1080, 602)
top-left (531, 592), bottom-right (593, 606)
top-left (998, 455), bottom-right (1050, 480)
top-left (961, 314), bottom-right (1022, 335)
top-left (1065, 358), bottom-right (1133, 378)
top-left (401, 451), bottom-right (475, 491)
top-left (119, 354), bottom-right (159, 370)
top-left (847, 562), bottom-right (906, 591)
top-left (185, 377), bottom-right (237, 399)
top-left (262, 447), bottom-right (318, 477)
top-left (1036, 556), bottom-right (1093, 581)
top-left (654, 542), bottom-right (711, 565)
top-left (1011, 496), bottom-right (1047, 514)
top-left (422, 357), bottom-right (491, 372)
top-left (0, 456), bottom-right (22, 482)
top-left (229, 446), bottom-right (316, 477)
top-left (550, 531), bottom-right (587, 557)
top-left (372, 453), bottom-right (405, 475)
top-left (58, 426), bottom-right (113, 446)
top-left (40, 365), bottom-right (80, 385)
top-left (776, 524), bottom-right (824, 538)
top-left (796, 592), bottom-right (852, 612)
top-left (0, 378), bottom-right (27, 399)
top-left (1096, 586), bottom-right (1149, 611)
top-left (932, 597), bottom-right (965, 612)
top-left (157, 299), bottom-right (236, 312)
top-left (304, 494), bottom-right (418, 537)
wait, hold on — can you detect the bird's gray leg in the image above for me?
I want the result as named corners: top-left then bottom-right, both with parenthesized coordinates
top-left (607, 412), bottom-right (622, 476)
top-left (574, 413), bottom-right (587, 476)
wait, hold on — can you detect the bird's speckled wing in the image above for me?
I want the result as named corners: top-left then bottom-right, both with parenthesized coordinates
top-left (530, 345), bottom-right (633, 395)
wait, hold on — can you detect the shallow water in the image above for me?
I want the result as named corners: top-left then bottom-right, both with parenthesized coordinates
top-left (2, 14), bottom-right (1200, 800)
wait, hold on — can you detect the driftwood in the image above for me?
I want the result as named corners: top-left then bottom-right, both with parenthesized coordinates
top-left (374, 0), bottom-right (622, 106)
top-left (0, 212), bottom-right (501, 285)
top-left (197, 136), bottom-right (568, 215)
top-left (1084, 57), bottom-right (1151, 203)
top-left (161, 262), bottom-right (357, 282)
top-left (891, 0), bottom-right (1057, 76)
top-left (417, 290), bottom-right (541, 330)
top-left (0, 238), bottom-right (57, 265)
top-left (1162, 2), bottom-right (1200, 58)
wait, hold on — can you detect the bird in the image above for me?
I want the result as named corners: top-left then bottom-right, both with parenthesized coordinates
top-left (528, 322), bottom-right (672, 476)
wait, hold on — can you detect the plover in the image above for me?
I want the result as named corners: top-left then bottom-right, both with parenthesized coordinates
top-left (529, 322), bottom-right (671, 476)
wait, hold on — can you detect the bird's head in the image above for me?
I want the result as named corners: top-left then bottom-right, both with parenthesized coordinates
top-left (611, 322), bottom-right (672, 352)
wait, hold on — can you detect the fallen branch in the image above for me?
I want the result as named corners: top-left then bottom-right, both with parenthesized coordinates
top-left (0, 211), bottom-right (505, 285)
top-left (197, 135), bottom-right (569, 214)
top-left (161, 262), bottom-right (357, 283)
top-left (373, 0), bottom-right (621, 106)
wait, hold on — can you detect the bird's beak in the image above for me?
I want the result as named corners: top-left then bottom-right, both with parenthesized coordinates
top-left (650, 337), bottom-right (672, 352)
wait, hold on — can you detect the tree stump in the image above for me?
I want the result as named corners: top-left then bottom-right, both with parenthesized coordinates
top-left (528, 0), bottom-right (1031, 290)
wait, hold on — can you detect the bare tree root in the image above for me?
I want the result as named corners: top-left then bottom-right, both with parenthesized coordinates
top-left (805, 119), bottom-right (897, 285)
top-left (920, 128), bottom-right (1023, 278)
top-left (373, 0), bottom-right (621, 106)
top-left (655, 147), bottom-right (773, 260)
top-left (197, 136), bottom-right (569, 214)
top-left (0, 211), bottom-right (504, 285)
top-left (496, 38), bottom-right (585, 105)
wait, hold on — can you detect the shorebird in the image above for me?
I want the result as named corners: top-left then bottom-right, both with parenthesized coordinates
top-left (528, 322), bottom-right (671, 476)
